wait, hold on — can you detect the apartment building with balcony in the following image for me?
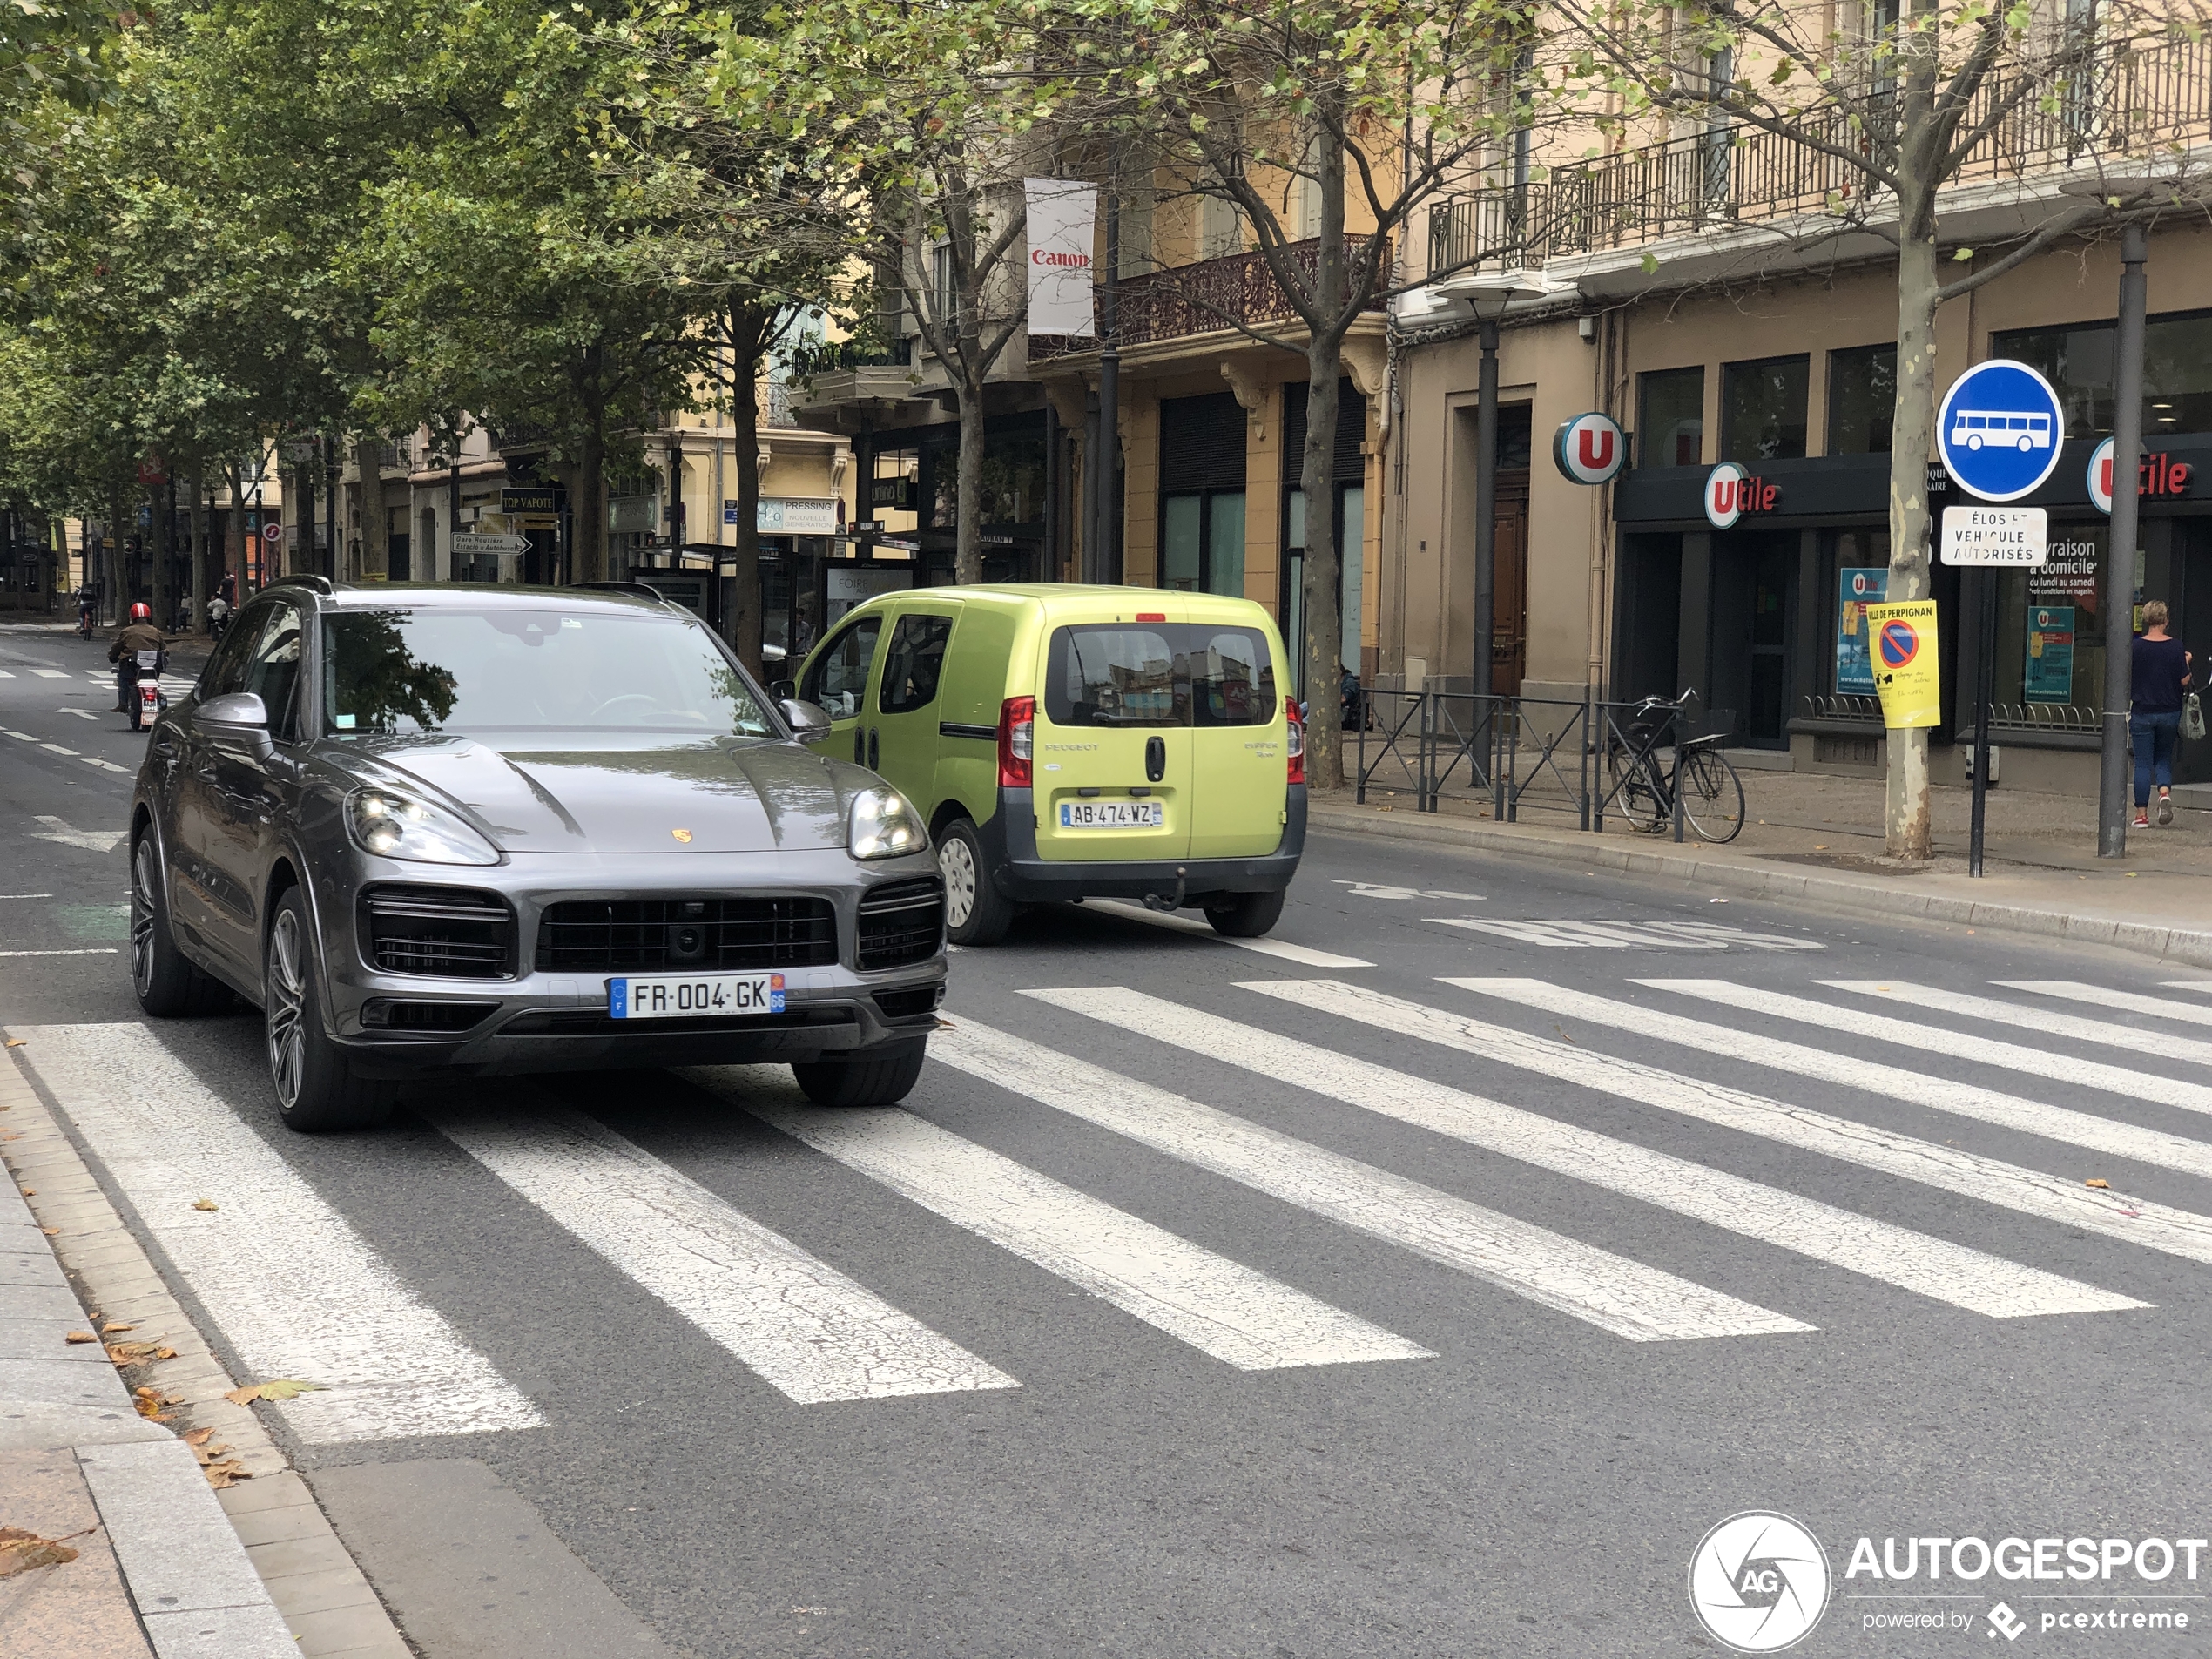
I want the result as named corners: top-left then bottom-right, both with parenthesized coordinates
top-left (1388, 30), bottom-right (2212, 795)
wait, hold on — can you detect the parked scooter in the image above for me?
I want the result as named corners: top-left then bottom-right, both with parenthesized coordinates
top-left (128, 649), bottom-right (167, 733)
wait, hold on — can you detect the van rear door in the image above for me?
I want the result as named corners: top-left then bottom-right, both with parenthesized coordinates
top-left (1032, 612), bottom-right (1192, 863)
top-left (1185, 617), bottom-right (1290, 858)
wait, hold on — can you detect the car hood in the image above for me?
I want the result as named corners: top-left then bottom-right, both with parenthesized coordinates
top-left (343, 733), bottom-right (853, 853)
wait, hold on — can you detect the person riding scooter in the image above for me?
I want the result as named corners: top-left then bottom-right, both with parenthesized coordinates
top-left (108, 603), bottom-right (174, 719)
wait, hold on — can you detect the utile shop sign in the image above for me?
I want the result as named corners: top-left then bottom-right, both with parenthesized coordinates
top-left (1704, 462), bottom-right (1783, 529)
top-left (2087, 436), bottom-right (2195, 514)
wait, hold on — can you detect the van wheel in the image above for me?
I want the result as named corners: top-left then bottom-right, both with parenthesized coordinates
top-left (131, 834), bottom-right (231, 1016)
top-left (1205, 889), bottom-right (1285, 938)
top-left (938, 818), bottom-right (1013, 946)
top-left (792, 1044), bottom-right (927, 1107)
top-left (265, 890), bottom-right (395, 1132)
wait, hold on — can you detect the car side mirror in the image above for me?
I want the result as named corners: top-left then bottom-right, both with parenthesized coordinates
top-left (768, 678), bottom-right (795, 700)
top-left (199, 691), bottom-right (268, 730)
top-left (781, 698), bottom-right (833, 742)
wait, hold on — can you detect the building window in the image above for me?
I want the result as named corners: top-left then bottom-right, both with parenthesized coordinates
top-left (1827, 344), bottom-right (1896, 455)
top-left (1721, 355), bottom-right (1810, 463)
top-left (1997, 525), bottom-right (2107, 712)
top-left (1638, 368), bottom-right (1704, 468)
top-left (1996, 310), bottom-right (2212, 440)
top-left (1162, 490), bottom-right (1246, 597)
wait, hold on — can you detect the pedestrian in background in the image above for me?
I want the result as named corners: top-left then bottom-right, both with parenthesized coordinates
top-left (2131, 599), bottom-right (2191, 828)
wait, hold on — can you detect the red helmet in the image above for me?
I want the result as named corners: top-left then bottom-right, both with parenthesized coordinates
top-left (129, 602), bottom-right (152, 622)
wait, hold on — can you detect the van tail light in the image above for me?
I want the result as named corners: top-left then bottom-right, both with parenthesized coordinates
top-left (998, 695), bottom-right (1035, 788)
top-left (1285, 699), bottom-right (1305, 786)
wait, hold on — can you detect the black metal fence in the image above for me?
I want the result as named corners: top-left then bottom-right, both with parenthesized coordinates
top-left (1352, 688), bottom-right (1720, 841)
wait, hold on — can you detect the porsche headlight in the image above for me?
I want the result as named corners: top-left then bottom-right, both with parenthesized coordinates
top-left (345, 788), bottom-right (501, 866)
top-left (848, 786), bottom-right (927, 860)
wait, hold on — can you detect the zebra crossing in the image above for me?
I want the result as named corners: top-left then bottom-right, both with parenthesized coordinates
top-left (14, 968), bottom-right (2212, 1443)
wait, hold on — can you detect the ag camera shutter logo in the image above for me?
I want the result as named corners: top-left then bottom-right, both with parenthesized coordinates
top-left (1688, 1512), bottom-right (1831, 1652)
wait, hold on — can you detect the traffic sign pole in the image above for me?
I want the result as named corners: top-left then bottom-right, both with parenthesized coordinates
top-left (1971, 567), bottom-right (1996, 877)
top-left (2101, 224), bottom-right (2148, 859)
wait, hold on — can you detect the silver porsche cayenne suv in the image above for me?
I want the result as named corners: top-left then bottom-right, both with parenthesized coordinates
top-left (127, 577), bottom-right (946, 1130)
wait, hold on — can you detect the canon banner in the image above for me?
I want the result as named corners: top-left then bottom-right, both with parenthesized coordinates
top-left (1024, 178), bottom-right (1097, 337)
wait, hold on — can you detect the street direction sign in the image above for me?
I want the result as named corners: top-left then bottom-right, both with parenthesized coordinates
top-left (260, 522), bottom-right (283, 544)
top-left (1938, 359), bottom-right (2065, 501)
top-left (451, 532), bottom-right (529, 557)
top-left (1553, 412), bottom-right (1627, 484)
top-left (1940, 505), bottom-right (2047, 566)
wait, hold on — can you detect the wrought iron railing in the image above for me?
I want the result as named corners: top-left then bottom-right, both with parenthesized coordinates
top-left (787, 340), bottom-right (913, 376)
top-left (1426, 34), bottom-right (2212, 278)
top-left (1801, 692), bottom-right (1885, 724)
top-left (1986, 700), bottom-right (2103, 732)
top-left (1032, 235), bottom-right (1389, 357)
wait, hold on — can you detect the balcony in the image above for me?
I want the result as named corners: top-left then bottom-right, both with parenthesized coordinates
top-left (1032, 236), bottom-right (1387, 360)
top-left (1426, 35), bottom-right (2212, 279)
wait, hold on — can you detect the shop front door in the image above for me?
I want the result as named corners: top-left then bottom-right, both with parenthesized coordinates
top-left (1710, 531), bottom-right (1796, 748)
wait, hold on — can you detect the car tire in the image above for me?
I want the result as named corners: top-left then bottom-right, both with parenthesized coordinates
top-left (1204, 889), bottom-right (1285, 938)
top-left (792, 1043), bottom-right (927, 1108)
top-left (264, 888), bottom-right (395, 1133)
top-left (938, 817), bottom-right (1013, 947)
top-left (130, 834), bottom-right (231, 1016)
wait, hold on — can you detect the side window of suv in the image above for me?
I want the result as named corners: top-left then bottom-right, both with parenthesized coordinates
top-left (800, 616), bottom-right (883, 719)
top-left (878, 613), bottom-right (954, 714)
top-left (199, 604), bottom-right (273, 698)
top-left (239, 604), bottom-right (306, 740)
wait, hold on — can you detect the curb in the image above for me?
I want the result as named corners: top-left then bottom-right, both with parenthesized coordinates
top-left (1, 1050), bottom-right (410, 1659)
top-left (1305, 800), bottom-right (2212, 968)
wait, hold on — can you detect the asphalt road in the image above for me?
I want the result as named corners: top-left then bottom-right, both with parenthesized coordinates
top-left (4, 616), bottom-right (2210, 1659)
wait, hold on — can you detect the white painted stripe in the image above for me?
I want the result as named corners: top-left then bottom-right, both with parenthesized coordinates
top-left (0, 893), bottom-right (56, 899)
top-left (687, 1076), bottom-right (1429, 1371)
top-left (0, 667), bottom-right (12, 676)
top-left (946, 1014), bottom-right (1808, 1343)
top-left (28, 668), bottom-right (66, 678)
top-left (10, 1022), bottom-right (543, 1440)
top-left (428, 1105), bottom-right (1018, 1402)
top-left (1245, 977), bottom-right (2207, 1269)
top-left (2160, 982), bottom-right (2212, 997)
top-left (37, 743), bottom-right (76, 756)
top-left (2001, 981), bottom-right (2212, 1029)
top-left (1665, 981), bottom-right (2212, 1117)
top-left (1456, 978), bottom-right (2212, 1184)
top-left (0, 948), bottom-right (118, 957)
top-left (1831, 980), bottom-right (2212, 1071)
top-left (1089, 900), bottom-right (1373, 968)
top-left (1054, 988), bottom-right (2133, 1318)
top-left (79, 756), bottom-right (129, 772)
top-left (3, 729), bottom-right (33, 739)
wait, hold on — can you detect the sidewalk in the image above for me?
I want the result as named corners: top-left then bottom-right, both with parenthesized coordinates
top-left (1320, 760), bottom-right (2212, 966)
top-left (0, 1054), bottom-right (408, 1659)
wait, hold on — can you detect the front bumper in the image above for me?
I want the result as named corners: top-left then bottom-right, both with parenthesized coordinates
top-left (315, 846), bottom-right (945, 1078)
top-left (977, 786), bottom-right (1306, 905)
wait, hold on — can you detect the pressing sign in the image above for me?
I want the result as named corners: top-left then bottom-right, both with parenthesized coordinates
top-left (1940, 505), bottom-right (2047, 566)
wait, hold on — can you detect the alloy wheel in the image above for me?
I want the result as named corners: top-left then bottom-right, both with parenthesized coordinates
top-left (941, 834), bottom-right (977, 928)
top-left (129, 839), bottom-right (158, 997)
top-left (265, 909), bottom-right (307, 1109)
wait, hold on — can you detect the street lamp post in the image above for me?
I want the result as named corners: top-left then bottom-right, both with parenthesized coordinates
top-left (2099, 222), bottom-right (2148, 858)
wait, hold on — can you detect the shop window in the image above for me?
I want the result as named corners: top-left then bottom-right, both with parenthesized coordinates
top-left (1994, 524), bottom-right (2110, 713)
top-left (1825, 529), bottom-right (1891, 696)
top-left (1281, 484), bottom-right (1363, 696)
top-left (1639, 368), bottom-right (1704, 468)
top-left (1722, 355), bottom-right (1810, 463)
top-left (1827, 345), bottom-right (1896, 455)
top-left (1996, 311), bottom-right (2212, 441)
top-left (1162, 490), bottom-right (1246, 597)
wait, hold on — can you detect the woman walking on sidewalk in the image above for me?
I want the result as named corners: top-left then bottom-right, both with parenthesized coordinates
top-left (2131, 600), bottom-right (2192, 827)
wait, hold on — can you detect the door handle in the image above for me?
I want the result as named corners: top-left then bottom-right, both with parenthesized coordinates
top-left (867, 728), bottom-right (880, 770)
top-left (853, 727), bottom-right (865, 764)
top-left (1145, 735), bottom-right (1166, 783)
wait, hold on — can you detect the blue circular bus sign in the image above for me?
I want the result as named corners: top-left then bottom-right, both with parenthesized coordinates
top-left (1938, 359), bottom-right (2065, 502)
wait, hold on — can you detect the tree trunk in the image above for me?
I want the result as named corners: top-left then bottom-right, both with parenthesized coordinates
top-left (152, 480), bottom-right (172, 627)
top-left (105, 480), bottom-right (126, 622)
top-left (954, 374), bottom-right (986, 584)
top-left (188, 461), bottom-right (209, 635)
top-left (1883, 188), bottom-right (1941, 861)
top-left (354, 438), bottom-right (385, 578)
top-left (577, 404), bottom-right (609, 584)
top-left (1298, 125), bottom-right (1351, 794)
top-left (226, 462), bottom-right (248, 598)
top-left (727, 304), bottom-right (768, 676)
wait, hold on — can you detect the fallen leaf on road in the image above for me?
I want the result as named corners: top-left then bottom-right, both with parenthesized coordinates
top-left (132, 1386), bottom-right (176, 1422)
top-left (17, 1188), bottom-right (31, 1196)
top-left (106, 1340), bottom-right (167, 1366)
top-left (63, 1331), bottom-right (95, 1345)
top-left (2086, 1178), bottom-right (2112, 1189)
top-left (40, 1225), bottom-right (57, 1236)
top-left (202, 1459), bottom-right (250, 1489)
top-left (183, 1426), bottom-right (214, 1447)
top-left (100, 1322), bottom-right (133, 1334)
top-left (190, 1198), bottom-right (219, 1212)
top-left (254, 1379), bottom-right (325, 1401)
top-left (3, 1039), bottom-right (23, 1049)
top-left (0, 1527), bottom-right (86, 1575)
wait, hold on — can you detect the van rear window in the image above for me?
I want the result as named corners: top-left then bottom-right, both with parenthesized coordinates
top-left (1044, 624), bottom-right (1278, 728)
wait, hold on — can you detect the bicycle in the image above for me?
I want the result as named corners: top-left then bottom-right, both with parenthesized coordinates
top-left (1605, 691), bottom-right (1746, 844)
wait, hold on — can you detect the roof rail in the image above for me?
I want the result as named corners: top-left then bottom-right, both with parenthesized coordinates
top-left (568, 580), bottom-right (671, 602)
top-left (264, 574), bottom-right (335, 595)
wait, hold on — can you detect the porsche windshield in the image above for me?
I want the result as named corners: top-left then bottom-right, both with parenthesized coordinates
top-left (320, 608), bottom-right (775, 737)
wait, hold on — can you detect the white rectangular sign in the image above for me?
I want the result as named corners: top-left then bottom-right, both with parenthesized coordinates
top-left (757, 496), bottom-right (839, 536)
top-left (1941, 505), bottom-right (2047, 566)
top-left (450, 532), bottom-right (529, 557)
top-left (1024, 178), bottom-right (1097, 338)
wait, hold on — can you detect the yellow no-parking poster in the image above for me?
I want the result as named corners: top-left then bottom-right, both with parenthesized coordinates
top-left (1863, 600), bottom-right (1941, 728)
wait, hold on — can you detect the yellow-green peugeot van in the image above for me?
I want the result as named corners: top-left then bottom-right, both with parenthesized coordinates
top-left (787, 585), bottom-right (1306, 946)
